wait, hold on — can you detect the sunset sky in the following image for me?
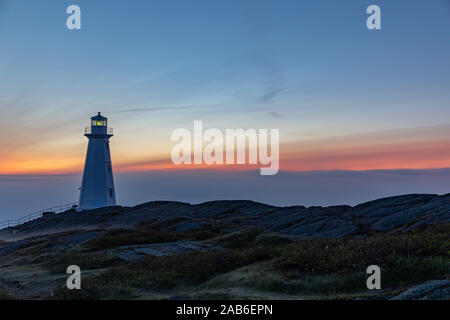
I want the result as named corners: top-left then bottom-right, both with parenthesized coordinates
top-left (1, 0), bottom-right (450, 218)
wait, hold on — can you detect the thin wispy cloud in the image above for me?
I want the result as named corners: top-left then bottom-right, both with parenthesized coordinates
top-left (113, 106), bottom-right (199, 114)
top-left (267, 111), bottom-right (285, 119)
top-left (242, 2), bottom-right (286, 106)
top-left (258, 87), bottom-right (286, 104)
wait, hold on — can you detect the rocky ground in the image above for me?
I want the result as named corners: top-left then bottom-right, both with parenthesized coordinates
top-left (0, 194), bottom-right (449, 300)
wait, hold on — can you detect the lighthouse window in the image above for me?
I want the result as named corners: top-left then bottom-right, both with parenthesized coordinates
top-left (109, 189), bottom-right (113, 198)
top-left (92, 120), bottom-right (107, 127)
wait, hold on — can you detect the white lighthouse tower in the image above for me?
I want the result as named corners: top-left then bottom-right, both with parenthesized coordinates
top-left (78, 113), bottom-right (116, 210)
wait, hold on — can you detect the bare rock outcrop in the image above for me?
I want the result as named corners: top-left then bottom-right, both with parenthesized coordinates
top-left (391, 280), bottom-right (450, 300)
top-left (2, 194), bottom-right (450, 241)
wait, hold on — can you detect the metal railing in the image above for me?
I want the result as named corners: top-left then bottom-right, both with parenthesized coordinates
top-left (0, 203), bottom-right (78, 230)
top-left (85, 127), bottom-right (113, 135)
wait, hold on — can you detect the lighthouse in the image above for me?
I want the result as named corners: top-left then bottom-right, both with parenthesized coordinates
top-left (78, 113), bottom-right (116, 210)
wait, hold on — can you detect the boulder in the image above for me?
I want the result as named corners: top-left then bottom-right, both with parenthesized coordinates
top-left (344, 194), bottom-right (437, 227)
top-left (391, 280), bottom-right (450, 300)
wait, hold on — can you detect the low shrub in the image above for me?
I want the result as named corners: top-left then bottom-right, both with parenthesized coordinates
top-left (270, 223), bottom-right (450, 276)
top-left (215, 229), bottom-right (263, 249)
top-left (0, 291), bottom-right (15, 300)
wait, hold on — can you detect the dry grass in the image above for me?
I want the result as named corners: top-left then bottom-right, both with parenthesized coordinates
top-left (50, 223), bottom-right (450, 299)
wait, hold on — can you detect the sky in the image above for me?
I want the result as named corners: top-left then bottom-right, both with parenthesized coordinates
top-left (1, 0), bottom-right (450, 219)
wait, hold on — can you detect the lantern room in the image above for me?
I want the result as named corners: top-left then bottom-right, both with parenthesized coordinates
top-left (85, 112), bottom-right (112, 136)
top-left (91, 112), bottom-right (107, 127)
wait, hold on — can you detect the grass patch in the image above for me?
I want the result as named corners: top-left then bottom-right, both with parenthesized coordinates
top-left (0, 291), bottom-right (15, 300)
top-left (270, 223), bottom-right (450, 276)
top-left (256, 273), bottom-right (367, 296)
top-left (52, 246), bottom-right (279, 299)
top-left (214, 229), bottom-right (263, 249)
top-left (84, 228), bottom-right (216, 251)
top-left (43, 251), bottom-right (124, 274)
top-left (51, 279), bottom-right (138, 300)
top-left (264, 223), bottom-right (450, 293)
top-left (51, 223), bottom-right (450, 299)
top-left (383, 256), bottom-right (450, 288)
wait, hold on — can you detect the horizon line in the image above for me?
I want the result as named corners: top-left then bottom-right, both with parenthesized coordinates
top-left (2, 166), bottom-right (450, 177)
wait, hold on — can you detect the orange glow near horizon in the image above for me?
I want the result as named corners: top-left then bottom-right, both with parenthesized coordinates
top-left (0, 155), bottom-right (83, 175)
top-left (2, 129), bottom-right (450, 175)
top-left (2, 152), bottom-right (450, 175)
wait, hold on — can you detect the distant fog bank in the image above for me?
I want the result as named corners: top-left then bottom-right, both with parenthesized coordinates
top-left (1, 168), bottom-right (450, 221)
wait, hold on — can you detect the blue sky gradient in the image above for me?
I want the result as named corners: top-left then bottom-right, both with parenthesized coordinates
top-left (1, 0), bottom-right (450, 136)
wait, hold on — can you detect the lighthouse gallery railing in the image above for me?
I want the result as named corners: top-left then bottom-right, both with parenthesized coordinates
top-left (85, 127), bottom-right (113, 135)
top-left (0, 203), bottom-right (78, 230)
